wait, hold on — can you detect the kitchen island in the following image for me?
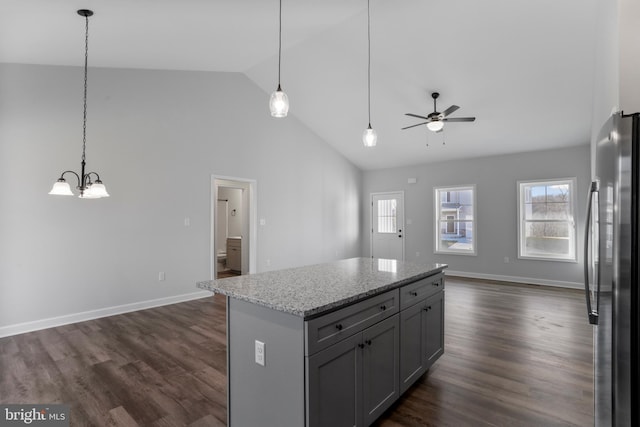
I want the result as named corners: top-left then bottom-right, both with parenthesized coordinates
top-left (197, 257), bottom-right (447, 427)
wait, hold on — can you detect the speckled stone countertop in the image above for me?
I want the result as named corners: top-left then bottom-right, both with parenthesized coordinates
top-left (197, 257), bottom-right (447, 318)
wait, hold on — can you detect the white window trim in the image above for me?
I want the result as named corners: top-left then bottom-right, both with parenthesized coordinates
top-left (433, 184), bottom-right (477, 256)
top-left (517, 177), bottom-right (578, 263)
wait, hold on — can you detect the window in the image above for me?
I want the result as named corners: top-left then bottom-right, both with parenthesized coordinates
top-left (518, 178), bottom-right (577, 261)
top-left (434, 185), bottom-right (476, 255)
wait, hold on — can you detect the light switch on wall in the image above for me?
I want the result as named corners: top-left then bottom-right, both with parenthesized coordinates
top-left (255, 340), bottom-right (265, 366)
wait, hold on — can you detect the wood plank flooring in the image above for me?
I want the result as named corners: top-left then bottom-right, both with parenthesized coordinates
top-left (0, 277), bottom-right (593, 426)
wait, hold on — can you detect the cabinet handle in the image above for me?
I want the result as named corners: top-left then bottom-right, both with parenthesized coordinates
top-left (335, 324), bottom-right (343, 331)
top-left (424, 306), bottom-right (431, 312)
top-left (432, 282), bottom-right (440, 287)
top-left (380, 305), bottom-right (387, 311)
top-left (410, 291), bottom-right (418, 297)
top-left (365, 340), bottom-right (372, 346)
top-left (358, 343), bottom-right (365, 349)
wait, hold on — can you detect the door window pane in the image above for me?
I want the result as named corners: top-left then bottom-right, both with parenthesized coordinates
top-left (377, 199), bottom-right (397, 233)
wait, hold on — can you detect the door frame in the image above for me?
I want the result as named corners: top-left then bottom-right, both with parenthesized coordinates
top-left (370, 191), bottom-right (405, 260)
top-left (211, 175), bottom-right (258, 279)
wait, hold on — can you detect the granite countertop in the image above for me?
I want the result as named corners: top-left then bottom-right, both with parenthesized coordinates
top-left (197, 257), bottom-right (447, 318)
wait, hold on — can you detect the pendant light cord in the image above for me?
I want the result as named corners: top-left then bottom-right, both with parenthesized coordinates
top-left (277, 0), bottom-right (282, 89)
top-left (81, 13), bottom-right (89, 163)
top-left (367, 0), bottom-right (371, 127)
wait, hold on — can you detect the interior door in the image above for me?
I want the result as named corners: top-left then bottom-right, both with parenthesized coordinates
top-left (371, 192), bottom-right (404, 260)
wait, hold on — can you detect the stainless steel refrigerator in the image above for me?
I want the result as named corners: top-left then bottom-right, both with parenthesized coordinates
top-left (584, 111), bottom-right (639, 426)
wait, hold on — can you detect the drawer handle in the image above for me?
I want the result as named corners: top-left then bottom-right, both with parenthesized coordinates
top-left (380, 305), bottom-right (387, 311)
top-left (432, 282), bottom-right (440, 287)
top-left (424, 306), bottom-right (432, 311)
top-left (365, 340), bottom-right (372, 346)
top-left (410, 291), bottom-right (418, 297)
top-left (335, 324), bottom-right (343, 331)
top-left (358, 343), bottom-right (365, 349)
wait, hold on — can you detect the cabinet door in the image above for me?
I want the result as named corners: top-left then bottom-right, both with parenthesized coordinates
top-left (399, 302), bottom-right (427, 393)
top-left (228, 246), bottom-right (241, 271)
top-left (307, 333), bottom-right (362, 427)
top-left (362, 314), bottom-right (400, 426)
top-left (423, 292), bottom-right (444, 369)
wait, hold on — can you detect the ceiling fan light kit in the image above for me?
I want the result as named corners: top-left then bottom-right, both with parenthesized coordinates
top-left (403, 91), bottom-right (476, 134)
top-left (269, 0), bottom-right (289, 118)
top-left (426, 120), bottom-right (444, 132)
top-left (49, 9), bottom-right (109, 199)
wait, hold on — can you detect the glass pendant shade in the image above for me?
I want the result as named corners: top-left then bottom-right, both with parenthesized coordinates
top-left (89, 182), bottom-right (109, 198)
top-left (269, 87), bottom-right (289, 117)
top-left (80, 181), bottom-right (109, 199)
top-left (427, 120), bottom-right (444, 132)
top-left (363, 126), bottom-right (377, 147)
top-left (49, 180), bottom-right (74, 196)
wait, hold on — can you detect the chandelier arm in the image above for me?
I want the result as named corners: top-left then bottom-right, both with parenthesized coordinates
top-left (59, 170), bottom-right (82, 187)
top-left (85, 171), bottom-right (102, 181)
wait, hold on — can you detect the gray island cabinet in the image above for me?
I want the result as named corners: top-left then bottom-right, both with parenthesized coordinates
top-left (197, 257), bottom-right (447, 427)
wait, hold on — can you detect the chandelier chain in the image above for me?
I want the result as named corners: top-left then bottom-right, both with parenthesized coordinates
top-left (82, 13), bottom-right (89, 163)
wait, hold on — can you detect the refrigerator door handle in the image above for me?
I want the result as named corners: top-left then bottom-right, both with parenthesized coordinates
top-left (583, 180), bottom-right (599, 325)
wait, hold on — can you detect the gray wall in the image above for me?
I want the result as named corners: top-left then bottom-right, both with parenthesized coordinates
top-left (590, 0), bottom-right (619, 176)
top-left (0, 63), bottom-right (361, 331)
top-left (362, 145), bottom-right (591, 287)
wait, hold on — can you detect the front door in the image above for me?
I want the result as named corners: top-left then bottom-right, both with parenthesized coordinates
top-left (371, 192), bottom-right (404, 260)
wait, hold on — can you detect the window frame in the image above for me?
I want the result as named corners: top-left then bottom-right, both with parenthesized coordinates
top-left (433, 184), bottom-right (477, 256)
top-left (517, 177), bottom-right (578, 262)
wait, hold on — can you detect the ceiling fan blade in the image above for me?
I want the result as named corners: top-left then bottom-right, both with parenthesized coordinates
top-left (441, 105), bottom-right (460, 117)
top-left (405, 113), bottom-right (430, 120)
top-left (442, 117), bottom-right (476, 122)
top-left (401, 122), bottom-right (429, 130)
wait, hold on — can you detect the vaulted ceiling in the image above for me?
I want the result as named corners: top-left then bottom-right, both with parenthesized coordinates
top-left (0, 0), bottom-right (598, 170)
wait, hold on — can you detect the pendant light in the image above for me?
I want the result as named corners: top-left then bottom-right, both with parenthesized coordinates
top-left (362, 0), bottom-right (377, 147)
top-left (49, 9), bottom-right (109, 199)
top-left (269, 0), bottom-right (289, 117)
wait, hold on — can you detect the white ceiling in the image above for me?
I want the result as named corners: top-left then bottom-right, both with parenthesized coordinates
top-left (0, 0), bottom-right (598, 170)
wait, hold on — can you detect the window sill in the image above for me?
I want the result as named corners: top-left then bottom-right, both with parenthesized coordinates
top-left (518, 255), bottom-right (577, 263)
top-left (435, 250), bottom-right (477, 257)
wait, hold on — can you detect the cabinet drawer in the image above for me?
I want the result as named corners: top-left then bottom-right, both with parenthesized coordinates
top-left (227, 239), bottom-right (241, 248)
top-left (399, 273), bottom-right (444, 310)
top-left (305, 290), bottom-right (399, 356)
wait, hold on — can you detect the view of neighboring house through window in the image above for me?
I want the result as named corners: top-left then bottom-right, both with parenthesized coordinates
top-left (518, 178), bottom-right (577, 261)
top-left (434, 185), bottom-right (476, 255)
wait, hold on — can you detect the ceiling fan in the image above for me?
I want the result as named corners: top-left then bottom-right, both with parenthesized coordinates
top-left (402, 92), bottom-right (475, 132)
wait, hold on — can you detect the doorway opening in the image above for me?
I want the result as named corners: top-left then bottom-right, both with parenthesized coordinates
top-left (211, 176), bottom-right (257, 280)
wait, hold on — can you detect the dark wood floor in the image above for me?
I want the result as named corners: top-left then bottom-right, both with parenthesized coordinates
top-left (0, 277), bottom-right (593, 426)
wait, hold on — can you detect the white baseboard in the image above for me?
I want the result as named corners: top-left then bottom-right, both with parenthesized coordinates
top-left (0, 290), bottom-right (213, 339)
top-left (445, 270), bottom-right (583, 290)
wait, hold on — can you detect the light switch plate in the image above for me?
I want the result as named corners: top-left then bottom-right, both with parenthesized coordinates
top-left (255, 340), bottom-right (265, 366)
